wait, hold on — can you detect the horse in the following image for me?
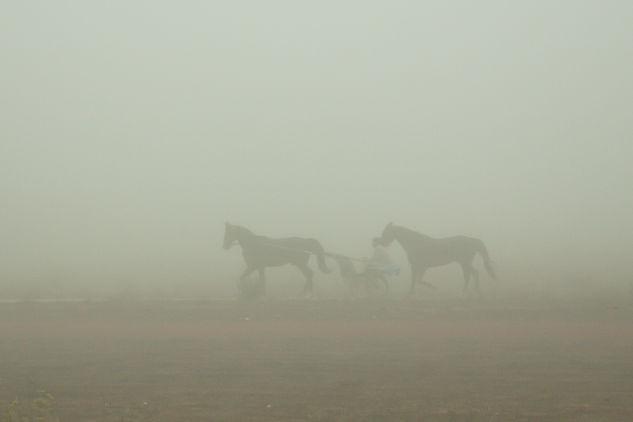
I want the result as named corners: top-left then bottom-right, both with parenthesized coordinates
top-left (375, 222), bottom-right (496, 296)
top-left (325, 252), bottom-right (389, 297)
top-left (223, 222), bottom-right (331, 296)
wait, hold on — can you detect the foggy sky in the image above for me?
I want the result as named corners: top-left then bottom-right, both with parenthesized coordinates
top-left (2, 1), bottom-right (632, 296)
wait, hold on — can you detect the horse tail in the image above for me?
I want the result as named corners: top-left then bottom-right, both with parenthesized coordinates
top-left (476, 239), bottom-right (496, 279)
top-left (308, 240), bottom-right (331, 273)
top-left (324, 253), bottom-right (356, 278)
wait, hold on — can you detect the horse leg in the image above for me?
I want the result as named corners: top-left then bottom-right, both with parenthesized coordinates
top-left (363, 275), bottom-right (372, 297)
top-left (460, 263), bottom-right (472, 295)
top-left (416, 268), bottom-right (436, 290)
top-left (471, 266), bottom-right (481, 296)
top-left (353, 275), bottom-right (363, 298)
top-left (408, 267), bottom-right (418, 296)
top-left (376, 275), bottom-right (389, 296)
top-left (258, 268), bottom-right (267, 297)
top-left (297, 264), bottom-right (314, 296)
top-left (346, 276), bottom-right (358, 299)
top-left (238, 267), bottom-right (255, 293)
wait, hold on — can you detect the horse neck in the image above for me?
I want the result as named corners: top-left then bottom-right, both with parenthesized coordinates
top-left (393, 226), bottom-right (427, 252)
top-left (233, 226), bottom-right (255, 246)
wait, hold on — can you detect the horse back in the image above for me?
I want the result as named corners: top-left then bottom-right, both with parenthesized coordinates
top-left (276, 237), bottom-right (322, 251)
top-left (441, 236), bottom-right (483, 260)
top-left (408, 235), bottom-right (481, 266)
top-left (240, 235), bottom-right (302, 264)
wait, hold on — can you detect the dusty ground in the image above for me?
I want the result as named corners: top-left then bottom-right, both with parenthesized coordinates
top-left (1, 297), bottom-right (632, 421)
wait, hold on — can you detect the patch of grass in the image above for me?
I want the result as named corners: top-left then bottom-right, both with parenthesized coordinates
top-left (102, 402), bottom-right (157, 422)
top-left (2, 388), bottom-right (59, 422)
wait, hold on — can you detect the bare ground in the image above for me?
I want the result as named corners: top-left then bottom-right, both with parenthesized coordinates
top-left (1, 297), bottom-right (632, 421)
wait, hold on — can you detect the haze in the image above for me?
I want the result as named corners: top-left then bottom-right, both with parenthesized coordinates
top-left (2, 0), bottom-right (632, 299)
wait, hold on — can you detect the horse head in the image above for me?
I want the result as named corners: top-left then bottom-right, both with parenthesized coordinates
top-left (223, 223), bottom-right (253, 249)
top-left (223, 222), bottom-right (236, 249)
top-left (375, 222), bottom-right (396, 247)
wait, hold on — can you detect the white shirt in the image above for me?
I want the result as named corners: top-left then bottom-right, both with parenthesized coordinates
top-left (368, 245), bottom-right (392, 266)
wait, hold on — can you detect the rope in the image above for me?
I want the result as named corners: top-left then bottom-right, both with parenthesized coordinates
top-left (232, 240), bottom-right (367, 263)
top-left (322, 252), bottom-right (368, 263)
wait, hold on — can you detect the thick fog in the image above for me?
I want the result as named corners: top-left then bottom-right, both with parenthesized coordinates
top-left (2, 1), bottom-right (632, 299)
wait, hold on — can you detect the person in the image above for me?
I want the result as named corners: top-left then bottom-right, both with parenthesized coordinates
top-left (329, 253), bottom-right (366, 298)
top-left (365, 237), bottom-right (400, 275)
top-left (361, 238), bottom-right (400, 294)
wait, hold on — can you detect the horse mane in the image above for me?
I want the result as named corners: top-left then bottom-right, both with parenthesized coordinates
top-left (232, 224), bottom-right (254, 236)
top-left (392, 224), bottom-right (432, 241)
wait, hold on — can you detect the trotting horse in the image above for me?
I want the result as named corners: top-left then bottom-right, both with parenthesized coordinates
top-left (375, 223), bottom-right (496, 296)
top-left (223, 222), bottom-right (331, 296)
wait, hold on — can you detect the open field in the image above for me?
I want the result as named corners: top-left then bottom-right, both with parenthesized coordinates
top-left (1, 297), bottom-right (633, 421)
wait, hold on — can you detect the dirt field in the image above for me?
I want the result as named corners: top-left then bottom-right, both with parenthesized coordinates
top-left (1, 297), bottom-right (632, 421)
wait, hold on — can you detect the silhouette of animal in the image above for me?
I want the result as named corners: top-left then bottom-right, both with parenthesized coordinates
top-left (375, 223), bottom-right (495, 296)
top-left (223, 222), bottom-right (330, 296)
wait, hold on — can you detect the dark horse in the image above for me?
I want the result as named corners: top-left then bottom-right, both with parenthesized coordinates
top-left (223, 222), bottom-right (330, 295)
top-left (376, 223), bottom-right (495, 296)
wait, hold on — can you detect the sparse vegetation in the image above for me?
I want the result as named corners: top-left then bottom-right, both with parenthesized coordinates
top-left (2, 300), bottom-right (633, 421)
top-left (2, 388), bottom-right (59, 422)
top-left (101, 401), bottom-right (157, 422)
